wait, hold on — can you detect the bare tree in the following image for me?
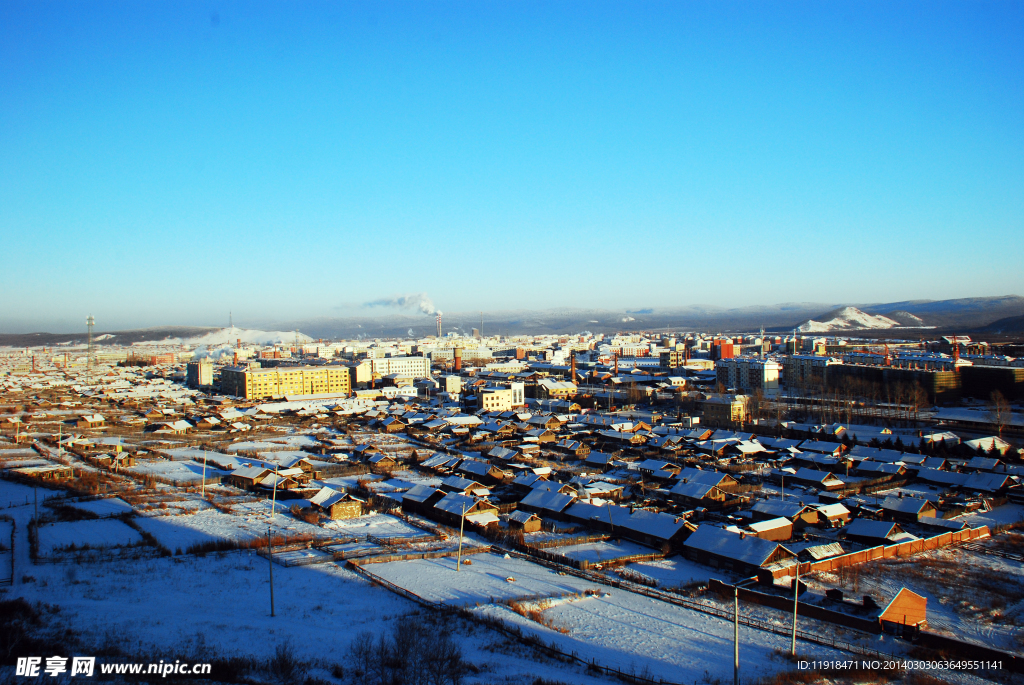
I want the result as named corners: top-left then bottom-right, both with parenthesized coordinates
top-left (988, 390), bottom-right (1011, 436)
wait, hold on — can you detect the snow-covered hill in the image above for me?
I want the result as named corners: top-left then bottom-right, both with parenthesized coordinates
top-left (131, 327), bottom-right (312, 357)
top-left (186, 327), bottom-right (312, 347)
top-left (797, 307), bottom-right (902, 333)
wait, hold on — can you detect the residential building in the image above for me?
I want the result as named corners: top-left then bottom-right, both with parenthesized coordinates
top-left (715, 358), bottom-right (782, 396)
top-left (221, 364), bottom-right (352, 400)
top-left (186, 361), bottom-right (213, 389)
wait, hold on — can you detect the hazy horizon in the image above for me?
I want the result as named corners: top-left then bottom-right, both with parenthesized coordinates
top-left (2, 293), bottom-right (1021, 335)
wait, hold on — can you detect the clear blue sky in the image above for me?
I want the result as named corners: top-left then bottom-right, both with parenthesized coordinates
top-left (2, 1), bottom-right (1022, 332)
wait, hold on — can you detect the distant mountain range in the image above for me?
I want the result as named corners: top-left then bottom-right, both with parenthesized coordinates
top-left (2, 296), bottom-right (1022, 346)
top-left (0, 326), bottom-right (308, 349)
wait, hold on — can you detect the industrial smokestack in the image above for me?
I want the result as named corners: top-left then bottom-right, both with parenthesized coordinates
top-left (454, 348), bottom-right (463, 371)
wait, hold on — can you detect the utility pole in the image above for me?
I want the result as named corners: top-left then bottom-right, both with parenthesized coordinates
top-left (790, 565), bottom-right (799, 656)
top-left (270, 465), bottom-right (279, 519)
top-left (456, 502), bottom-right (467, 571)
top-left (267, 526), bottom-right (275, 617)
top-left (733, 586), bottom-right (739, 685)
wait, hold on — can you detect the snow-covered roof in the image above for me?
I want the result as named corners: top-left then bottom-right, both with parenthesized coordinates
top-left (520, 488), bottom-right (577, 513)
top-left (683, 525), bottom-right (792, 567)
top-left (310, 487), bottom-right (347, 508)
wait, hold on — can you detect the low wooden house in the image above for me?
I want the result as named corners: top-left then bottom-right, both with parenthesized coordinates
top-left (432, 493), bottom-right (499, 528)
top-left (751, 501), bottom-right (822, 529)
top-left (310, 487), bottom-right (364, 520)
top-left (367, 453), bottom-right (398, 470)
top-left (745, 517), bottom-right (793, 542)
top-left (814, 502), bottom-right (851, 527)
top-left (228, 466), bottom-right (272, 490)
top-left (555, 439), bottom-right (590, 458)
top-left (683, 525), bottom-right (796, 576)
top-left (457, 459), bottom-right (509, 484)
top-left (401, 485), bottom-right (446, 515)
top-left (380, 417), bottom-right (407, 433)
top-left (879, 495), bottom-right (938, 524)
top-left (842, 519), bottom-right (908, 546)
top-left (76, 414), bottom-right (106, 429)
top-left (878, 588), bottom-right (927, 634)
top-left (12, 464), bottom-right (73, 481)
top-left (507, 510), bottom-right (542, 533)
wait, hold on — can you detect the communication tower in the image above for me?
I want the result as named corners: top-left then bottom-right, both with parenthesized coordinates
top-left (86, 315), bottom-right (96, 379)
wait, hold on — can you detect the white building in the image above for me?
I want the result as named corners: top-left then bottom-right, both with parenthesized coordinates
top-left (368, 356), bottom-right (431, 378)
top-left (715, 358), bottom-right (782, 396)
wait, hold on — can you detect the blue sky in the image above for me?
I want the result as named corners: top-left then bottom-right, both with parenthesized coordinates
top-left (1, 1), bottom-right (1022, 332)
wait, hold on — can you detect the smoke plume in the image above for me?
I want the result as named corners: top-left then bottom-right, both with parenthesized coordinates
top-left (364, 293), bottom-right (440, 316)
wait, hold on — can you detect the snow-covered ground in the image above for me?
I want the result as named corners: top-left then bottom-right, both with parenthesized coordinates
top-left (556, 539), bottom-right (654, 563)
top-left (134, 504), bottom-right (327, 552)
top-left (367, 553), bottom-right (603, 605)
top-left (161, 447), bottom-right (226, 462)
top-left (323, 513), bottom-right (432, 539)
top-left (367, 551), bottom-right (853, 682)
top-left (126, 459), bottom-right (229, 482)
top-left (960, 503), bottom-right (1024, 530)
top-left (37, 519), bottom-right (143, 554)
top-left (8, 508), bottom-right (615, 684)
top-left (0, 448), bottom-right (41, 460)
top-left (226, 435), bottom-right (320, 453)
top-left (65, 497), bottom-right (133, 517)
top-left (0, 478), bottom-right (62, 509)
top-left (614, 555), bottom-right (725, 590)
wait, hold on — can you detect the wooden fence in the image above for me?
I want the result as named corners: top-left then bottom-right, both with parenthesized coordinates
top-left (781, 525), bottom-right (992, 579)
top-left (525, 533), bottom-right (610, 550)
top-left (349, 544), bottom-right (492, 566)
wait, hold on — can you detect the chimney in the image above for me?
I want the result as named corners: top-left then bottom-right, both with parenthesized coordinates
top-left (236, 338), bottom-right (241, 349)
top-left (454, 348), bottom-right (462, 372)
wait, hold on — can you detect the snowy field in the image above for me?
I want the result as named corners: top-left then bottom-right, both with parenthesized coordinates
top-left (37, 519), bottom-right (143, 554)
top-left (0, 448), bottom-right (41, 460)
top-left (323, 513), bottom-right (432, 540)
top-left (960, 503), bottom-right (1024, 530)
top-left (65, 497), bottom-right (133, 517)
top-left (126, 460), bottom-right (229, 482)
top-left (368, 553), bottom-right (605, 605)
top-left (226, 435), bottom-right (319, 452)
top-left (615, 556), bottom-right (726, 589)
top-left (161, 447), bottom-right (226, 462)
top-left (0, 478), bottom-right (62, 509)
top-left (134, 505), bottom-right (327, 552)
top-left (556, 539), bottom-right (655, 563)
top-left (369, 552), bottom-right (854, 681)
top-left (8, 550), bottom-right (608, 684)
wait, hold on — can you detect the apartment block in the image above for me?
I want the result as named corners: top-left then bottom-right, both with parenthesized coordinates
top-left (221, 364), bottom-right (352, 400)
